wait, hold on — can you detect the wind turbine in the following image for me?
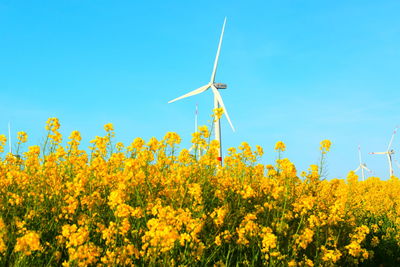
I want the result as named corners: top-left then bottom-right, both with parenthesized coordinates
top-left (189, 104), bottom-right (205, 157)
top-left (168, 17), bottom-right (234, 163)
top-left (369, 127), bottom-right (398, 177)
top-left (354, 145), bottom-right (372, 181)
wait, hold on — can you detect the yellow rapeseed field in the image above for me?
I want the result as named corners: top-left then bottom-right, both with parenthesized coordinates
top-left (1, 117), bottom-right (400, 266)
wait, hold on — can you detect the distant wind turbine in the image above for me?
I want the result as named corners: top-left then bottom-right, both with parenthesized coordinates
top-left (369, 127), bottom-right (398, 177)
top-left (168, 17), bottom-right (234, 163)
top-left (354, 145), bottom-right (372, 181)
top-left (189, 104), bottom-right (206, 157)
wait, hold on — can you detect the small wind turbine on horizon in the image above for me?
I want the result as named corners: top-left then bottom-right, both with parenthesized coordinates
top-left (189, 104), bottom-right (206, 157)
top-left (369, 127), bottom-right (398, 177)
top-left (354, 145), bottom-right (372, 181)
top-left (168, 17), bottom-right (235, 163)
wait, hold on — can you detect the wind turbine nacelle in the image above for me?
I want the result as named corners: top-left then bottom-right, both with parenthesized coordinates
top-left (214, 83), bottom-right (227, 89)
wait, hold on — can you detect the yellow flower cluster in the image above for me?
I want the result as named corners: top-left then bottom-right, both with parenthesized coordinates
top-left (275, 141), bottom-right (286, 152)
top-left (0, 135), bottom-right (6, 153)
top-left (17, 131), bottom-right (28, 144)
top-left (0, 118), bottom-right (400, 266)
top-left (14, 231), bottom-right (42, 256)
top-left (320, 139), bottom-right (332, 153)
top-left (345, 225), bottom-right (370, 259)
top-left (213, 107), bottom-right (224, 120)
top-left (46, 117), bottom-right (62, 144)
top-left (0, 219), bottom-right (7, 255)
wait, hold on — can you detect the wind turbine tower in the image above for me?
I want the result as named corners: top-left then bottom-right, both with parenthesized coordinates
top-left (354, 145), bottom-right (372, 181)
top-left (168, 18), bottom-right (235, 163)
top-left (370, 127), bottom-right (398, 177)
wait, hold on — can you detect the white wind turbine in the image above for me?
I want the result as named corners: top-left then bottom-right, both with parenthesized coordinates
top-left (189, 104), bottom-right (205, 157)
top-left (168, 17), bottom-right (234, 163)
top-left (369, 127), bottom-right (398, 177)
top-left (354, 145), bottom-right (372, 181)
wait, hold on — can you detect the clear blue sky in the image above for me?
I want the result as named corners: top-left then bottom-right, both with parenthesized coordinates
top-left (1, 0), bottom-right (400, 179)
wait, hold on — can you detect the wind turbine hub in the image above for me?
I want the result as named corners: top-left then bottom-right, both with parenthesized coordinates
top-left (214, 83), bottom-right (227, 89)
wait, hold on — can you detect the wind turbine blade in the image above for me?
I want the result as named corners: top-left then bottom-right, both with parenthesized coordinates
top-left (362, 166), bottom-right (372, 173)
top-left (168, 84), bottom-right (210, 104)
top-left (210, 17), bottom-right (226, 83)
top-left (211, 85), bottom-right (235, 132)
top-left (369, 152), bottom-right (387, 155)
top-left (358, 145), bottom-right (362, 164)
top-left (387, 127), bottom-right (398, 151)
top-left (396, 161), bottom-right (400, 169)
top-left (354, 166), bottom-right (361, 172)
top-left (394, 158), bottom-right (400, 169)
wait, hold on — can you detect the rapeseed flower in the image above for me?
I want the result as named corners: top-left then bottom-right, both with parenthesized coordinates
top-left (1, 118), bottom-right (399, 266)
top-left (320, 139), bottom-right (331, 153)
top-left (17, 131), bottom-right (28, 144)
top-left (14, 231), bottom-right (42, 256)
top-left (213, 107), bottom-right (224, 120)
top-left (274, 141), bottom-right (286, 152)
